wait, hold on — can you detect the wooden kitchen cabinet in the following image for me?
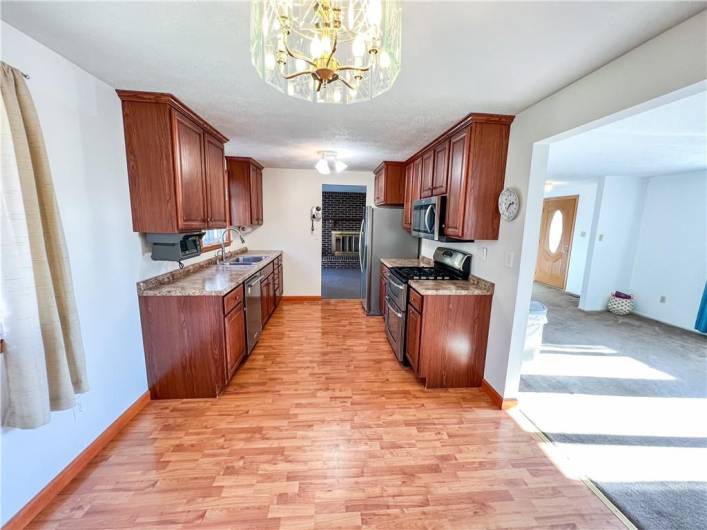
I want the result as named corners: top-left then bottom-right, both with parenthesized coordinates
top-left (139, 284), bottom-right (245, 399)
top-left (404, 287), bottom-right (492, 388)
top-left (226, 157), bottom-right (264, 226)
top-left (432, 139), bottom-right (450, 196)
top-left (419, 149), bottom-right (435, 198)
top-left (402, 113), bottom-right (514, 240)
top-left (373, 161), bottom-right (406, 207)
top-left (224, 300), bottom-right (246, 380)
top-left (117, 90), bottom-right (229, 233)
top-left (402, 164), bottom-right (414, 229)
top-left (204, 134), bottom-right (228, 228)
top-left (405, 303), bottom-right (421, 374)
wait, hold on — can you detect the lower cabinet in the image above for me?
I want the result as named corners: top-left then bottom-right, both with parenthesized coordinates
top-left (404, 287), bottom-right (493, 388)
top-left (139, 285), bottom-right (246, 399)
top-left (405, 303), bottom-right (421, 374)
top-left (224, 301), bottom-right (246, 381)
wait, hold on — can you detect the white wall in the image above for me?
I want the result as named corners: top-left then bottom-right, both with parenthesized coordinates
top-left (0, 23), bottom-right (243, 524)
top-left (630, 171), bottom-right (707, 330)
top-left (544, 180), bottom-right (598, 295)
top-left (580, 175), bottom-right (648, 310)
top-left (243, 168), bottom-right (374, 296)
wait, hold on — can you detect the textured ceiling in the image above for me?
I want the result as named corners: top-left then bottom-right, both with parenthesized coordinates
top-left (548, 91), bottom-right (707, 179)
top-left (1, 1), bottom-right (705, 170)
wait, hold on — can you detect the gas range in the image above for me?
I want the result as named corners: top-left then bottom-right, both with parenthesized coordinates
top-left (389, 266), bottom-right (464, 283)
top-left (384, 248), bottom-right (472, 364)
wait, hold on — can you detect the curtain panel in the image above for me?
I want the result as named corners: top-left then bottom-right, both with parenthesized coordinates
top-left (0, 62), bottom-right (88, 429)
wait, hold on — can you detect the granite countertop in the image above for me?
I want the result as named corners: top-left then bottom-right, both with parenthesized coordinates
top-left (409, 276), bottom-right (494, 296)
top-left (138, 250), bottom-right (282, 296)
top-left (380, 257), bottom-right (432, 268)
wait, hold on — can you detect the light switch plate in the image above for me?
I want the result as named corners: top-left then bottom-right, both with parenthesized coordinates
top-left (505, 251), bottom-right (514, 268)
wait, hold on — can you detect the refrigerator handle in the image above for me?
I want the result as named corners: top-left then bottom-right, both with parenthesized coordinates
top-left (358, 219), bottom-right (365, 271)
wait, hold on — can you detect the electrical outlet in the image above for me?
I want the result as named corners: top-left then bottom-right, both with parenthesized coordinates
top-left (580, 231), bottom-right (586, 237)
top-left (660, 296), bottom-right (666, 303)
top-left (598, 234), bottom-right (604, 241)
top-left (481, 247), bottom-right (488, 261)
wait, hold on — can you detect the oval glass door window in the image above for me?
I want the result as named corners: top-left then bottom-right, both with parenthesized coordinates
top-left (548, 210), bottom-right (563, 253)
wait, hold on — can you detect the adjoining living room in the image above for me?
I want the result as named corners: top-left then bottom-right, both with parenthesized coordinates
top-left (519, 89), bottom-right (707, 530)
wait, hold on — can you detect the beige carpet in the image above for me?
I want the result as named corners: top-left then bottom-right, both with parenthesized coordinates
top-left (520, 283), bottom-right (707, 530)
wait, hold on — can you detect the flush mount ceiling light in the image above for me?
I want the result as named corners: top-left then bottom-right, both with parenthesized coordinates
top-left (251, 0), bottom-right (402, 104)
top-left (315, 151), bottom-right (347, 174)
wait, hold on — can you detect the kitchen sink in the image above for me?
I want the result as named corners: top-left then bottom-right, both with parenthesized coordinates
top-left (226, 255), bottom-right (266, 266)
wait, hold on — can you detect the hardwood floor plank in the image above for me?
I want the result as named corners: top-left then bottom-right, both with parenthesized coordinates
top-left (25, 300), bottom-right (624, 529)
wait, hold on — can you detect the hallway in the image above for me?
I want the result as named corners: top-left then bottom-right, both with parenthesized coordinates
top-left (30, 301), bottom-right (621, 529)
top-left (520, 284), bottom-right (707, 530)
top-left (321, 268), bottom-right (361, 299)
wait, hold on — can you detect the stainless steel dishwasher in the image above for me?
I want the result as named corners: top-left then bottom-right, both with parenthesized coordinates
top-left (244, 272), bottom-right (263, 354)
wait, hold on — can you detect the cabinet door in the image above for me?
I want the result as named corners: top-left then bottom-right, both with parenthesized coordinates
top-left (444, 126), bottom-right (471, 238)
top-left (432, 139), bottom-right (449, 196)
top-left (204, 134), bottom-right (227, 228)
top-left (224, 304), bottom-right (246, 381)
top-left (412, 157), bottom-right (422, 204)
top-left (172, 111), bottom-right (207, 230)
top-left (420, 149), bottom-right (434, 198)
top-left (406, 304), bottom-right (422, 375)
top-left (256, 168), bottom-right (264, 225)
top-left (402, 163), bottom-right (414, 229)
top-left (249, 165), bottom-right (260, 225)
top-left (260, 275), bottom-right (270, 324)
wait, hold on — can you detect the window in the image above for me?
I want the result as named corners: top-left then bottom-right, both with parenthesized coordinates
top-left (548, 210), bottom-right (563, 254)
top-left (202, 229), bottom-right (231, 252)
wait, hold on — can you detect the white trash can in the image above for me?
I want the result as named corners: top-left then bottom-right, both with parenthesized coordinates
top-left (523, 301), bottom-right (548, 362)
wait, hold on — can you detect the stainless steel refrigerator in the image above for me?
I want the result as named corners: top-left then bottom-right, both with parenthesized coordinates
top-left (360, 207), bottom-right (418, 315)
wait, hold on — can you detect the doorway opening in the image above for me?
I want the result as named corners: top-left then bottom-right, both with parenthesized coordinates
top-left (516, 88), bottom-right (707, 530)
top-left (320, 184), bottom-right (366, 299)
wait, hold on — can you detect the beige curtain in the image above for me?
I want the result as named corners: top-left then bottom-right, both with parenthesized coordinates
top-left (0, 62), bottom-right (88, 429)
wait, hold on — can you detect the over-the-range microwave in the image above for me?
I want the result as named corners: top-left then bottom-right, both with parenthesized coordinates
top-left (411, 196), bottom-right (446, 240)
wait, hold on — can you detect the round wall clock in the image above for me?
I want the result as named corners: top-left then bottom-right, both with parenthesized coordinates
top-left (498, 188), bottom-right (520, 221)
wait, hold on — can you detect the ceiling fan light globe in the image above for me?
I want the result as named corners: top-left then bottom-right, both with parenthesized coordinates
top-left (315, 157), bottom-right (331, 175)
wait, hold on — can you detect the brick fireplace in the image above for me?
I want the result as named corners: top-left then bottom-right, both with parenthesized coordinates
top-left (321, 191), bottom-right (366, 269)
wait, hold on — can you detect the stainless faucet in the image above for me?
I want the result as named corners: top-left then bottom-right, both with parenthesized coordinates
top-left (218, 227), bottom-right (246, 264)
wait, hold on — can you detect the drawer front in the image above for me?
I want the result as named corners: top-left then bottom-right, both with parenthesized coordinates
top-left (262, 261), bottom-right (275, 277)
top-left (223, 284), bottom-right (244, 314)
top-left (409, 287), bottom-right (423, 312)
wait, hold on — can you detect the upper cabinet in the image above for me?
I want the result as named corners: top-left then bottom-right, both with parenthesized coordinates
top-left (117, 90), bottom-right (229, 233)
top-left (226, 157), bottom-right (264, 227)
top-left (373, 161), bottom-right (406, 207)
top-left (401, 112), bottom-right (514, 240)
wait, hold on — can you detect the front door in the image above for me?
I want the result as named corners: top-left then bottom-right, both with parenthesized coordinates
top-left (535, 195), bottom-right (578, 289)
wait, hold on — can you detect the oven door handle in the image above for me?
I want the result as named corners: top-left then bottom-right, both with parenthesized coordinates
top-left (388, 276), bottom-right (405, 292)
top-left (386, 299), bottom-right (403, 319)
top-left (424, 205), bottom-right (434, 233)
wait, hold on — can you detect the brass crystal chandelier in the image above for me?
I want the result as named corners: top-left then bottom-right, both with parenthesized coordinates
top-left (251, 0), bottom-right (402, 104)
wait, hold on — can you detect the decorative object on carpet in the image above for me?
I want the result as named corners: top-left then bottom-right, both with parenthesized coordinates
top-left (608, 291), bottom-right (634, 315)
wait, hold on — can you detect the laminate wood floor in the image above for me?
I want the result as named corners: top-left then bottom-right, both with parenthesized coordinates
top-left (30, 301), bottom-right (624, 529)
